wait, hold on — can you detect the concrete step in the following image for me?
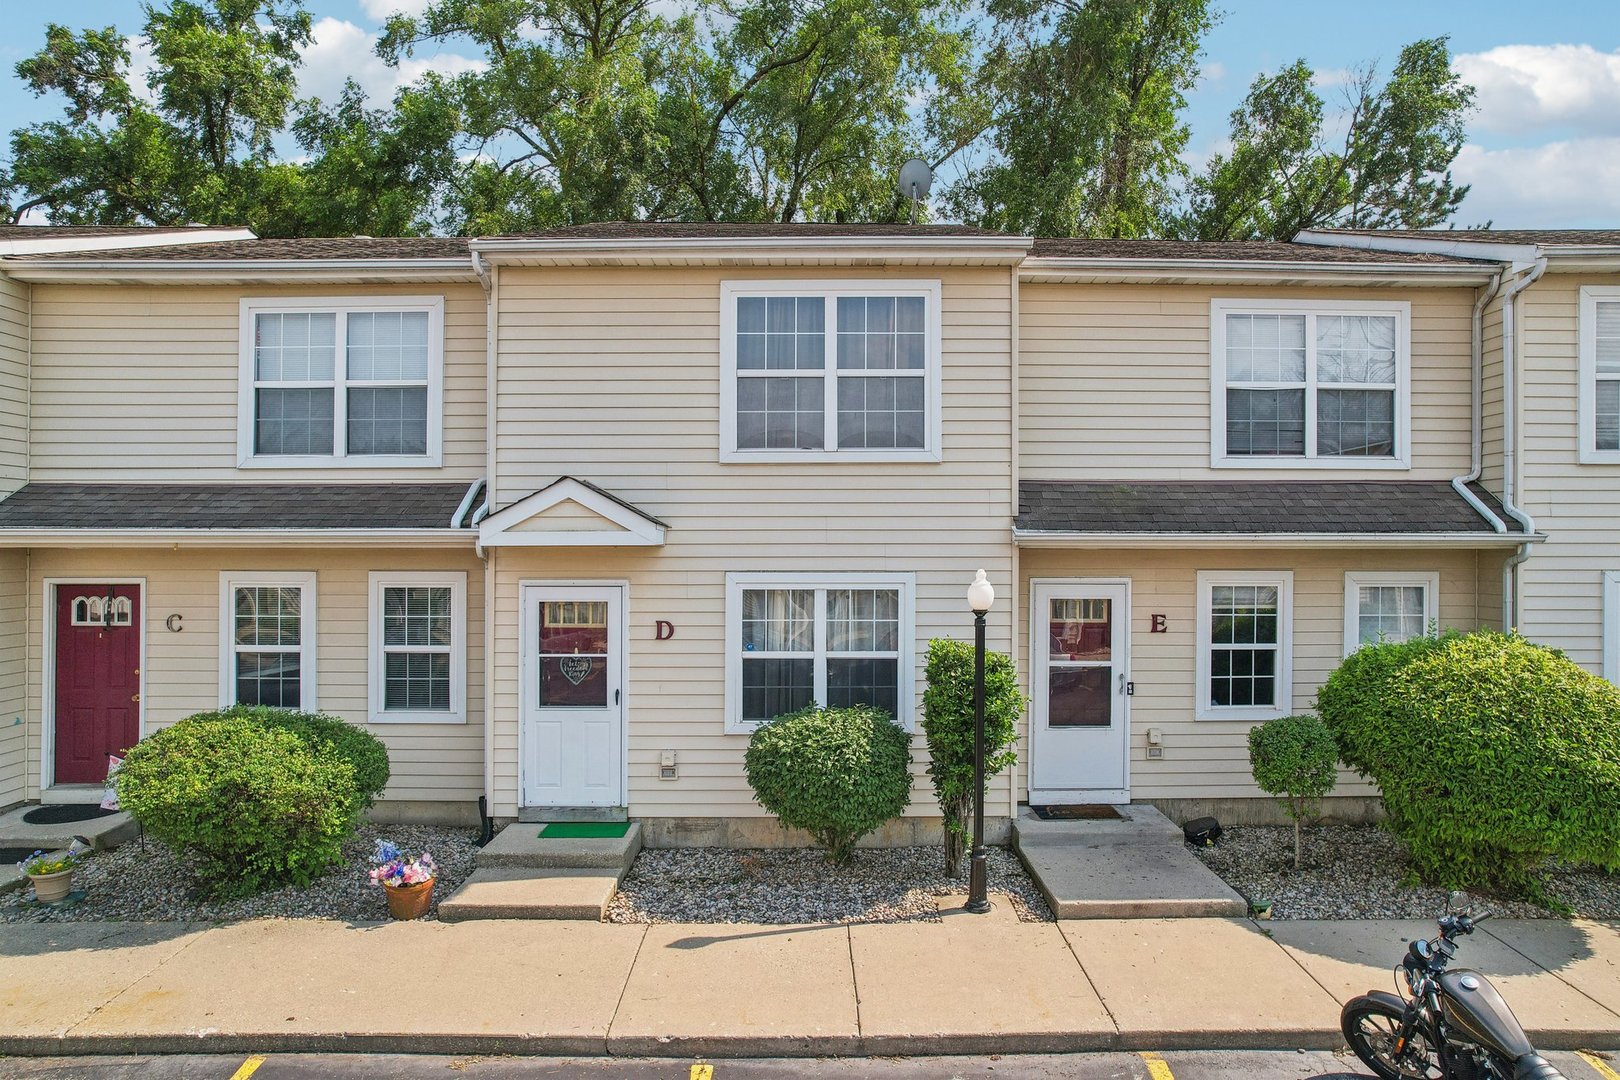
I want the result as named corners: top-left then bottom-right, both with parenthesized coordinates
top-left (0, 805), bottom-right (139, 854)
top-left (1013, 805), bottom-right (1248, 920)
top-left (477, 821), bottom-right (642, 872)
top-left (436, 867), bottom-right (622, 922)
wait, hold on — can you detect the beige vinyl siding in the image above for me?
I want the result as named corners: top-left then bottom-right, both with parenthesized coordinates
top-left (1016, 547), bottom-right (1489, 800)
top-left (25, 283), bottom-right (487, 482)
top-left (22, 547), bottom-right (483, 805)
top-left (1511, 272), bottom-right (1620, 671)
top-left (0, 551), bottom-right (25, 808)
top-left (488, 267), bottom-right (1017, 818)
top-left (0, 276), bottom-right (28, 495)
top-left (1481, 292), bottom-right (1506, 491)
top-left (1018, 283), bottom-right (1475, 480)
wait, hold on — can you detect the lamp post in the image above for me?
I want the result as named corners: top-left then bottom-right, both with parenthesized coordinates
top-left (965, 568), bottom-right (994, 914)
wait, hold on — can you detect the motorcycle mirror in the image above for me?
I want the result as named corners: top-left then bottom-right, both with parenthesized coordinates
top-left (1447, 890), bottom-right (1471, 914)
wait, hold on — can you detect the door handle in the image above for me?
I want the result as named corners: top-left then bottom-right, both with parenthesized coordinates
top-left (131, 694), bottom-right (141, 703)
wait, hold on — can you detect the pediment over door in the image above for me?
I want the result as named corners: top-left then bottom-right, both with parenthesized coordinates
top-left (478, 477), bottom-right (667, 547)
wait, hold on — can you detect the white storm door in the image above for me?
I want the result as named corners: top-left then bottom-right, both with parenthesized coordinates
top-left (521, 585), bottom-right (625, 808)
top-left (1030, 581), bottom-right (1130, 803)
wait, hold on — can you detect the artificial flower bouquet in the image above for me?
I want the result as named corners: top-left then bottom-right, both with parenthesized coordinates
top-left (368, 840), bottom-right (436, 888)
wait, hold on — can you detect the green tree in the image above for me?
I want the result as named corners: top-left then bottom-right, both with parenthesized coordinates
top-left (3, 1), bottom-right (313, 226)
top-left (1179, 38), bottom-right (1474, 241)
top-left (1247, 714), bottom-right (1337, 871)
top-left (921, 638), bottom-right (1025, 877)
top-left (945, 0), bottom-right (1215, 237)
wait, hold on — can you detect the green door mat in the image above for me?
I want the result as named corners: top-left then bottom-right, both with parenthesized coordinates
top-left (539, 822), bottom-right (631, 839)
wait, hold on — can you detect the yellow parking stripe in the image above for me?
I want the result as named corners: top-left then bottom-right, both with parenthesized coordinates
top-left (689, 1065), bottom-right (714, 1080)
top-left (228, 1057), bottom-right (266, 1080)
top-left (1139, 1051), bottom-right (1174, 1080)
top-left (1580, 1051), bottom-right (1620, 1080)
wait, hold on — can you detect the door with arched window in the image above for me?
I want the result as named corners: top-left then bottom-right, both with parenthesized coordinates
top-left (53, 583), bottom-right (142, 785)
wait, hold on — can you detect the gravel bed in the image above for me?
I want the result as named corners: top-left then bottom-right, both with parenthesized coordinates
top-left (606, 845), bottom-right (1052, 924)
top-left (0, 823), bottom-right (480, 923)
top-left (1191, 824), bottom-right (1620, 920)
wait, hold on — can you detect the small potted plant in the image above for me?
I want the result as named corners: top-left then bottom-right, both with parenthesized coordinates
top-left (369, 840), bottom-right (438, 920)
top-left (19, 845), bottom-right (84, 904)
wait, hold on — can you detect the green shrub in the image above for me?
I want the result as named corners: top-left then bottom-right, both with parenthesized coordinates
top-left (181, 706), bottom-right (391, 807)
top-left (921, 638), bottom-right (1025, 877)
top-left (1314, 630), bottom-right (1458, 777)
top-left (1323, 631), bottom-right (1620, 893)
top-left (116, 713), bottom-right (362, 897)
top-left (1248, 714), bottom-right (1337, 870)
top-left (744, 705), bottom-right (914, 864)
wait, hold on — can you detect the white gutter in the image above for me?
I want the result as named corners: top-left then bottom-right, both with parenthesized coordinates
top-left (1012, 529), bottom-right (1540, 550)
top-left (0, 227), bottom-right (255, 256)
top-left (450, 477), bottom-right (485, 529)
top-left (1451, 272), bottom-right (1508, 532)
top-left (473, 247), bottom-right (497, 821)
top-left (0, 528), bottom-right (475, 548)
top-left (3, 258), bottom-right (477, 283)
top-left (1020, 257), bottom-right (1496, 287)
top-left (470, 236), bottom-right (1033, 267)
top-left (1498, 257), bottom-right (1550, 627)
top-left (1294, 229), bottom-right (1539, 270)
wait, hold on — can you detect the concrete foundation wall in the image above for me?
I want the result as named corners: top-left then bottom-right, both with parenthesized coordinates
top-left (636, 814), bottom-right (1013, 849)
top-left (1147, 795), bottom-right (1387, 828)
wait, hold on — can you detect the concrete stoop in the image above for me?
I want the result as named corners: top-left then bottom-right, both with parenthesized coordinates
top-left (1012, 804), bottom-right (1247, 919)
top-left (0, 805), bottom-right (140, 895)
top-left (437, 822), bottom-right (643, 921)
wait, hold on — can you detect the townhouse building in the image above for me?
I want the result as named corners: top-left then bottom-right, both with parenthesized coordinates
top-left (0, 222), bottom-right (1611, 836)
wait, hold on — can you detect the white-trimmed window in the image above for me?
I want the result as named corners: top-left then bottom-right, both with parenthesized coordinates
top-left (1578, 286), bottom-right (1620, 463)
top-left (720, 280), bottom-right (943, 462)
top-left (724, 572), bottom-right (915, 732)
top-left (368, 572), bottom-right (467, 724)
top-left (238, 296), bottom-right (444, 468)
top-left (1604, 571), bottom-right (1620, 683)
top-left (219, 572), bottom-right (317, 709)
top-left (1344, 571), bottom-right (1438, 655)
top-left (1211, 299), bottom-right (1410, 468)
top-left (1195, 571), bottom-right (1293, 721)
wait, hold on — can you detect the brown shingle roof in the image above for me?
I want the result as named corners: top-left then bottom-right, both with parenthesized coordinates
top-left (1317, 229), bottom-right (1620, 246)
top-left (483, 222), bottom-right (1019, 241)
top-left (0, 483), bottom-right (476, 530)
top-left (1015, 481), bottom-right (1524, 535)
top-left (11, 236), bottom-right (470, 262)
top-left (1028, 238), bottom-right (1491, 265)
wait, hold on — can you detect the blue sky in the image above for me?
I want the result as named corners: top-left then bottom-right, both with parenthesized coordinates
top-left (2, 0), bottom-right (1617, 227)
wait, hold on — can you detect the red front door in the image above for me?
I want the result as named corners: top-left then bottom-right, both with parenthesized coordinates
top-left (54, 584), bottom-right (141, 785)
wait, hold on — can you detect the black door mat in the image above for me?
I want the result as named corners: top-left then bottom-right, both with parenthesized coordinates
top-left (21, 805), bottom-right (118, 826)
top-left (1030, 804), bottom-right (1124, 821)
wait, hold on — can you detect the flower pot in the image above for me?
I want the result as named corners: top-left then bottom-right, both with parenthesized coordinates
top-left (29, 869), bottom-right (75, 904)
top-left (384, 878), bottom-right (435, 920)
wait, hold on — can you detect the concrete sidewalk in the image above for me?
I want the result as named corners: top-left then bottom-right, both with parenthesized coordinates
top-left (2, 903), bottom-right (1617, 1058)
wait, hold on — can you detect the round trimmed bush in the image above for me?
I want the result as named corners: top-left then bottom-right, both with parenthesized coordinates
top-left (1321, 631), bottom-right (1620, 892)
top-left (182, 706), bottom-right (391, 807)
top-left (1315, 630), bottom-right (1457, 777)
top-left (744, 705), bottom-right (914, 864)
top-left (116, 713), bottom-right (362, 897)
top-left (1248, 713), bottom-right (1337, 869)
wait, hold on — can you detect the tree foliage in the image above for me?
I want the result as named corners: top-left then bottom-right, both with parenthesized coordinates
top-left (2, 1), bottom-right (1480, 239)
top-left (1178, 38), bottom-right (1475, 240)
top-left (1247, 713), bottom-right (1336, 871)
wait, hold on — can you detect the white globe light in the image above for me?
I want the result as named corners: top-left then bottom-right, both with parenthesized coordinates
top-left (967, 569), bottom-right (995, 613)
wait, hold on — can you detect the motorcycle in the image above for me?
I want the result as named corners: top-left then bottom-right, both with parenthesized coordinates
top-left (1340, 893), bottom-right (1564, 1080)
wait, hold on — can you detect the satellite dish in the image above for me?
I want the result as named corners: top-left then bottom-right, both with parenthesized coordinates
top-left (898, 157), bottom-right (934, 200)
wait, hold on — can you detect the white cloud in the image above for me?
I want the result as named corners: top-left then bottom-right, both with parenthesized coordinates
top-left (297, 16), bottom-right (483, 106)
top-left (358, 0), bottom-right (434, 19)
top-left (1311, 67), bottom-right (1355, 89)
top-left (1201, 61), bottom-right (1226, 86)
top-left (1453, 137), bottom-right (1620, 227)
top-left (1455, 44), bottom-right (1620, 137)
top-left (124, 36), bottom-right (159, 104)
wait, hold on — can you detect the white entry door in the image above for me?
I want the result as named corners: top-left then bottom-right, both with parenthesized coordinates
top-left (521, 584), bottom-right (625, 808)
top-left (1030, 580), bottom-right (1130, 803)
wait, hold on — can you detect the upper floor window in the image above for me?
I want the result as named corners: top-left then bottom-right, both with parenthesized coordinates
top-left (238, 296), bottom-right (444, 468)
top-left (1211, 299), bottom-right (1410, 469)
top-left (1578, 286), bottom-right (1620, 463)
top-left (719, 281), bottom-right (942, 462)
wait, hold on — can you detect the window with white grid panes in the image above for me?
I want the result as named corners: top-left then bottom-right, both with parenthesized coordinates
top-left (240, 297), bottom-right (442, 466)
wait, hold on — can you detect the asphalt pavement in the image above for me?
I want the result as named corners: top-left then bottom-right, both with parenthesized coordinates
top-left (3, 1052), bottom-right (1619, 1080)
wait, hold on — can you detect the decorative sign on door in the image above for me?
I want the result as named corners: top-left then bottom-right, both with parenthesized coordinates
top-left (559, 655), bottom-right (594, 685)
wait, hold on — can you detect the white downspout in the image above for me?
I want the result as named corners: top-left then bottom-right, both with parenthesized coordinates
top-left (473, 249), bottom-right (498, 821)
top-left (1451, 272), bottom-right (1507, 531)
top-left (1498, 257), bottom-right (1549, 628)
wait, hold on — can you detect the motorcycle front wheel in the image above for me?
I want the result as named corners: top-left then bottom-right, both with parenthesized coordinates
top-left (1341, 995), bottom-right (1443, 1080)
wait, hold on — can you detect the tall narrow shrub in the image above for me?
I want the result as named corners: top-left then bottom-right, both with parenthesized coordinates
top-left (1247, 714), bottom-right (1337, 870)
top-left (921, 639), bottom-right (1025, 877)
